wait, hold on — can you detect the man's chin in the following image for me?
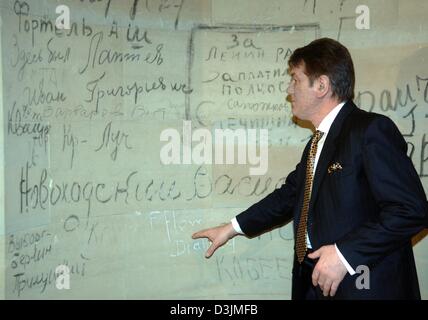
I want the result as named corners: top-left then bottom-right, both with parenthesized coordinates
top-left (290, 108), bottom-right (297, 118)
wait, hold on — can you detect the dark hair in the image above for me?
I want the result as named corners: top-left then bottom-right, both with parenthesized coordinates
top-left (288, 38), bottom-right (355, 101)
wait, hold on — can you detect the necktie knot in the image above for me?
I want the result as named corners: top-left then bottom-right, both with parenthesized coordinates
top-left (313, 130), bottom-right (324, 144)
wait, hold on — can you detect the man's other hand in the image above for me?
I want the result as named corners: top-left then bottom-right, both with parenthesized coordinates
top-left (308, 245), bottom-right (348, 297)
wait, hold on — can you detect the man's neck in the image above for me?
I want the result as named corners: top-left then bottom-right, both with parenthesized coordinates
top-left (311, 99), bottom-right (343, 128)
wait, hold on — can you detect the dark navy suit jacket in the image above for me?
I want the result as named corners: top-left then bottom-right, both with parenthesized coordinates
top-left (236, 101), bottom-right (428, 299)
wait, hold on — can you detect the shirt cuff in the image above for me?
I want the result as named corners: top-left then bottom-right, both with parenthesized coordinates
top-left (231, 218), bottom-right (245, 235)
top-left (335, 244), bottom-right (356, 275)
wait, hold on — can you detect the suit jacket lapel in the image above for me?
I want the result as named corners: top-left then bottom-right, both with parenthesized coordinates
top-left (308, 101), bottom-right (356, 212)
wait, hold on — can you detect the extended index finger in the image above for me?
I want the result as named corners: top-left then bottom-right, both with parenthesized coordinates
top-left (192, 229), bottom-right (210, 240)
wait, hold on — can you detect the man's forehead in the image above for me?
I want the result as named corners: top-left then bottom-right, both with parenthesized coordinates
top-left (288, 64), bottom-right (306, 76)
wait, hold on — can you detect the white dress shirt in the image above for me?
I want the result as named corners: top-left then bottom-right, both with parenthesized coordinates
top-left (231, 101), bottom-right (356, 275)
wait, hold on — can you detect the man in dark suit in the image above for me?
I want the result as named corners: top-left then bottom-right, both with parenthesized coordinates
top-left (192, 38), bottom-right (428, 299)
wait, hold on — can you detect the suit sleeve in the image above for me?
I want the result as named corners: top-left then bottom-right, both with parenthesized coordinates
top-left (236, 162), bottom-right (301, 237)
top-left (336, 115), bottom-right (428, 269)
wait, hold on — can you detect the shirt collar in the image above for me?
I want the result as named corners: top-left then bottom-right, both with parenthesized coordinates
top-left (317, 101), bottom-right (346, 135)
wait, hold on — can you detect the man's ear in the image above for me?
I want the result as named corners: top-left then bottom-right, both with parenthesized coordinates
top-left (316, 75), bottom-right (330, 97)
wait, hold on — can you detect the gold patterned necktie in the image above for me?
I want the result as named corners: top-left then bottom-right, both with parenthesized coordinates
top-left (296, 130), bottom-right (324, 264)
